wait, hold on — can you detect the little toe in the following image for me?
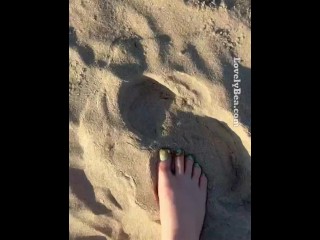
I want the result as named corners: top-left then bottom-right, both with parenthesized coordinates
top-left (200, 173), bottom-right (208, 190)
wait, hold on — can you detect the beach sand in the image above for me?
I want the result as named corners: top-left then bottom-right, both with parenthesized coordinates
top-left (69, 0), bottom-right (251, 239)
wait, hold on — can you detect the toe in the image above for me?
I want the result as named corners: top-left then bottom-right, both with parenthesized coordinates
top-left (185, 155), bottom-right (194, 177)
top-left (175, 148), bottom-right (185, 175)
top-left (159, 149), bottom-right (173, 174)
top-left (192, 162), bottom-right (202, 183)
top-left (200, 173), bottom-right (208, 190)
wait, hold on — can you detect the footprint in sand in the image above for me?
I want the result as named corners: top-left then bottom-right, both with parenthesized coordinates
top-left (118, 76), bottom-right (175, 145)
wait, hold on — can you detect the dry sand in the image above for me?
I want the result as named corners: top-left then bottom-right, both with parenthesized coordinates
top-left (69, 0), bottom-right (251, 239)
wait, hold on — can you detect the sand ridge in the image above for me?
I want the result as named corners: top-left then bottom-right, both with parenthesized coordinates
top-left (70, 0), bottom-right (251, 239)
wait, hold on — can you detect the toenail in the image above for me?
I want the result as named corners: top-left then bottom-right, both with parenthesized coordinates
top-left (194, 162), bottom-right (201, 168)
top-left (159, 149), bottom-right (171, 161)
top-left (176, 148), bottom-right (184, 156)
top-left (186, 155), bottom-right (194, 161)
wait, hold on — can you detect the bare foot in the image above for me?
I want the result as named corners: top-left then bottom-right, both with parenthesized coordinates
top-left (158, 148), bottom-right (207, 240)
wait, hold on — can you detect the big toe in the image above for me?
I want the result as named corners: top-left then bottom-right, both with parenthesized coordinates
top-left (159, 148), bottom-right (173, 175)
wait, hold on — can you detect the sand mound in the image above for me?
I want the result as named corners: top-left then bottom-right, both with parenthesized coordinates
top-left (69, 0), bottom-right (251, 239)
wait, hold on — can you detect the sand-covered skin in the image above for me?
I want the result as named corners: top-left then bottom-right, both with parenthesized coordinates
top-left (69, 0), bottom-right (251, 239)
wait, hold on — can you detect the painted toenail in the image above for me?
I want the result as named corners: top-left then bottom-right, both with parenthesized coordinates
top-left (176, 148), bottom-right (184, 156)
top-left (194, 162), bottom-right (201, 168)
top-left (159, 149), bottom-right (170, 161)
top-left (186, 155), bottom-right (194, 161)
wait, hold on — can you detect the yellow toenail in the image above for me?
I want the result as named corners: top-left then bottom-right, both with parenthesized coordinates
top-left (159, 149), bottom-right (170, 161)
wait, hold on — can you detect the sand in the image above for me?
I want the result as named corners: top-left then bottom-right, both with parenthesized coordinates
top-left (69, 0), bottom-right (251, 239)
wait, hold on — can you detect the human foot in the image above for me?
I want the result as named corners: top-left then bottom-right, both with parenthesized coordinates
top-left (158, 148), bottom-right (207, 240)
